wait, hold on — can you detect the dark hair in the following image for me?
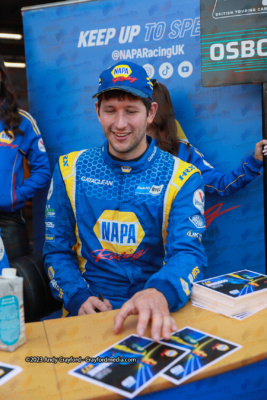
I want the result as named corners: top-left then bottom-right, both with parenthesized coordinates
top-left (97, 90), bottom-right (152, 116)
top-left (150, 79), bottom-right (180, 156)
top-left (0, 55), bottom-right (23, 137)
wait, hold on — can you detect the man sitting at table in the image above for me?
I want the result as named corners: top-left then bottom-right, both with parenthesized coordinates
top-left (43, 61), bottom-right (207, 341)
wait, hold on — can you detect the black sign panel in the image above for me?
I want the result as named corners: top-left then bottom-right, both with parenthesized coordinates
top-left (201, 0), bottom-right (267, 87)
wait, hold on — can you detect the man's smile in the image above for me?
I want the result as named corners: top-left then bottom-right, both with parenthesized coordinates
top-left (112, 131), bottom-right (130, 138)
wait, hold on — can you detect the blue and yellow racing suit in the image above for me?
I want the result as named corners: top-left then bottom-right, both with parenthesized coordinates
top-left (43, 138), bottom-right (207, 317)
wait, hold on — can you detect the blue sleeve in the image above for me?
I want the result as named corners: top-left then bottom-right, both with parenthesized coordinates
top-left (145, 172), bottom-right (207, 311)
top-left (43, 163), bottom-right (92, 315)
top-left (190, 146), bottom-right (262, 197)
top-left (17, 114), bottom-right (51, 202)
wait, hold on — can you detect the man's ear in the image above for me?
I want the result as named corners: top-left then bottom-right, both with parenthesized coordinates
top-left (147, 102), bottom-right (158, 124)
top-left (95, 101), bottom-right (100, 121)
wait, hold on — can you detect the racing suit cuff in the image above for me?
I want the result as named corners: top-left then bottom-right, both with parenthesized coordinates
top-left (250, 154), bottom-right (263, 170)
top-left (67, 289), bottom-right (92, 316)
top-left (145, 280), bottom-right (178, 312)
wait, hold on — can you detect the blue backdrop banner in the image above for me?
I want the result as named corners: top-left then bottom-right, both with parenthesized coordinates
top-left (22, 0), bottom-right (265, 276)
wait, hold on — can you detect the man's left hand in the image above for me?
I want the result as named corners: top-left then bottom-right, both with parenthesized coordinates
top-left (113, 288), bottom-right (177, 341)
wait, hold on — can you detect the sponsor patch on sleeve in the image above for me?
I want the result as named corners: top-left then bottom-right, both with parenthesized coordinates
top-left (189, 215), bottom-right (206, 229)
top-left (38, 138), bottom-right (46, 152)
top-left (193, 189), bottom-right (205, 215)
top-left (180, 278), bottom-right (190, 296)
top-left (48, 266), bottom-right (55, 280)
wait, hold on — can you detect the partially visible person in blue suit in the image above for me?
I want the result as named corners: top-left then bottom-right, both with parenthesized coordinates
top-left (0, 55), bottom-right (51, 260)
top-left (148, 79), bottom-right (265, 196)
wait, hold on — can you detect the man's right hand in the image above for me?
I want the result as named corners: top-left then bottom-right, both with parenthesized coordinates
top-left (78, 296), bottom-right (113, 315)
top-left (114, 288), bottom-right (177, 341)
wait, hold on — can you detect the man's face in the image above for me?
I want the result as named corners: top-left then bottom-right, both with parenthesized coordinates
top-left (95, 94), bottom-right (157, 160)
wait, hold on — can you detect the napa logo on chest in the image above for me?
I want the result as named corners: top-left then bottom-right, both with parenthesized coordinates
top-left (93, 210), bottom-right (145, 254)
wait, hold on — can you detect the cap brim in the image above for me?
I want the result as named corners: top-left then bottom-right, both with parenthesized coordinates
top-left (92, 85), bottom-right (150, 99)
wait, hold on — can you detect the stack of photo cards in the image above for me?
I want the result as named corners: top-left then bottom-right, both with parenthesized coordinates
top-left (69, 329), bottom-right (241, 398)
top-left (191, 270), bottom-right (267, 320)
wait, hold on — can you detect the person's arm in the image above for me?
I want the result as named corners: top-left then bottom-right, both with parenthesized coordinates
top-left (114, 172), bottom-right (207, 340)
top-left (189, 141), bottom-right (264, 197)
top-left (43, 162), bottom-right (112, 316)
top-left (17, 113), bottom-right (51, 203)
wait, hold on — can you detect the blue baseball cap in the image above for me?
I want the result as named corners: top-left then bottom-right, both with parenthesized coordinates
top-left (92, 62), bottom-right (153, 100)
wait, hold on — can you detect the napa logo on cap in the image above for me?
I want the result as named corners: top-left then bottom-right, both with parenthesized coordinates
top-left (93, 210), bottom-right (145, 254)
top-left (111, 65), bottom-right (132, 78)
top-left (111, 65), bottom-right (138, 84)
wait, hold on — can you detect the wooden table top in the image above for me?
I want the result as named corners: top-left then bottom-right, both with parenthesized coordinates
top-left (41, 302), bottom-right (267, 400)
top-left (1, 302), bottom-right (266, 399)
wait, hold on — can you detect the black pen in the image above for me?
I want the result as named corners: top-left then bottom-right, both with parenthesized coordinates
top-left (95, 293), bottom-right (104, 313)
